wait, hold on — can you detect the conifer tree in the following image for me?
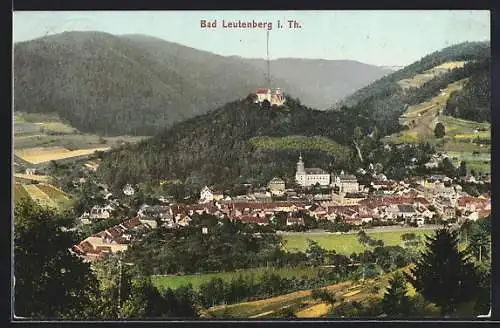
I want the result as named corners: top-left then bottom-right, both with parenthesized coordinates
top-left (382, 272), bottom-right (412, 317)
top-left (406, 228), bottom-right (480, 316)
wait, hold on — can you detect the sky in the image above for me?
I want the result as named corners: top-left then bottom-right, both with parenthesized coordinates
top-left (13, 10), bottom-right (490, 67)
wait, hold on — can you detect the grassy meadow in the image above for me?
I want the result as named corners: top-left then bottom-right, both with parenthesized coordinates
top-left (152, 266), bottom-right (319, 291)
top-left (281, 230), bottom-right (432, 254)
top-left (14, 112), bottom-right (149, 151)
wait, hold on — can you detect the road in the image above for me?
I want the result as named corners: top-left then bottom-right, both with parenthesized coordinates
top-left (275, 225), bottom-right (446, 236)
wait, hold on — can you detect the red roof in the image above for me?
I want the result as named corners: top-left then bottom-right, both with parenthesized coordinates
top-left (238, 215), bottom-right (269, 224)
top-left (106, 227), bottom-right (123, 238)
top-left (457, 196), bottom-right (488, 207)
top-left (95, 246), bottom-right (112, 252)
top-left (256, 88), bottom-right (271, 94)
top-left (79, 241), bottom-right (95, 253)
top-left (478, 209), bottom-right (491, 218)
top-left (327, 205), bottom-right (359, 214)
top-left (122, 217), bottom-right (142, 229)
top-left (171, 204), bottom-right (188, 215)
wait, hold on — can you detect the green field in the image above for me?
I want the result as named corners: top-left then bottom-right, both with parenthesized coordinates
top-left (14, 183), bottom-right (30, 202)
top-left (387, 78), bottom-right (490, 154)
top-left (14, 183), bottom-right (73, 210)
top-left (282, 230), bottom-right (432, 254)
top-left (152, 267), bottom-right (319, 291)
top-left (14, 133), bottom-right (148, 150)
top-left (249, 135), bottom-right (351, 163)
top-left (14, 111), bottom-right (149, 150)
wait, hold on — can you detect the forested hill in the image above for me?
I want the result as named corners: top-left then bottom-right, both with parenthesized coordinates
top-left (334, 41), bottom-right (490, 135)
top-left (13, 31), bottom-right (391, 136)
top-left (97, 95), bottom-right (372, 191)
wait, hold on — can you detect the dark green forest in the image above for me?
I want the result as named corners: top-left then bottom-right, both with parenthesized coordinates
top-left (96, 95), bottom-right (376, 191)
top-left (444, 58), bottom-right (490, 122)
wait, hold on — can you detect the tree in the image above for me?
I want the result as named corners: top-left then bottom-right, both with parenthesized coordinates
top-left (120, 276), bottom-right (168, 319)
top-left (406, 228), bottom-right (480, 316)
top-left (14, 199), bottom-right (99, 319)
top-left (458, 161), bottom-right (468, 177)
top-left (467, 217), bottom-right (491, 262)
top-left (305, 239), bottom-right (327, 267)
top-left (357, 230), bottom-right (370, 246)
top-left (382, 272), bottom-right (413, 317)
top-left (434, 122), bottom-right (446, 138)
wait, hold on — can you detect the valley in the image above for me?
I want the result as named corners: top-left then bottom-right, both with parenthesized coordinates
top-left (12, 30), bottom-right (491, 321)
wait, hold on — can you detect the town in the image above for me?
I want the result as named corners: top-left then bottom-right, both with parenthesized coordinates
top-left (70, 154), bottom-right (491, 262)
top-left (13, 10), bottom-right (491, 320)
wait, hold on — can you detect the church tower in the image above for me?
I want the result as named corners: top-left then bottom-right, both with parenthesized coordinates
top-left (297, 154), bottom-right (305, 174)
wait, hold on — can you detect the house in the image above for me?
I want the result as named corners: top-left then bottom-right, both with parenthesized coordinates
top-left (239, 215), bottom-right (269, 226)
top-left (466, 211), bottom-right (479, 221)
top-left (25, 168), bottom-right (37, 175)
top-left (373, 173), bottom-right (388, 181)
top-left (395, 204), bottom-right (417, 219)
top-left (138, 205), bottom-right (170, 219)
top-left (72, 216), bottom-right (148, 260)
top-left (89, 205), bottom-right (112, 220)
top-left (177, 215), bottom-right (192, 227)
top-left (462, 175), bottom-right (477, 183)
top-left (123, 184), bottom-right (135, 196)
top-left (359, 215), bottom-right (373, 224)
top-left (442, 206), bottom-right (456, 220)
top-left (286, 216), bottom-right (305, 226)
top-left (268, 177), bottom-right (286, 196)
top-left (199, 186), bottom-right (224, 204)
top-left (295, 155), bottom-right (330, 187)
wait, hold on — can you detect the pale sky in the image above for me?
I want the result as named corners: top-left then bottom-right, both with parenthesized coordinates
top-left (13, 10), bottom-right (490, 66)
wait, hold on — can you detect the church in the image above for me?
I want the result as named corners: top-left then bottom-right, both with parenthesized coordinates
top-left (295, 155), bottom-right (331, 187)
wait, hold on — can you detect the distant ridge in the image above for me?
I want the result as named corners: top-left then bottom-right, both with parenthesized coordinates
top-left (14, 31), bottom-right (392, 136)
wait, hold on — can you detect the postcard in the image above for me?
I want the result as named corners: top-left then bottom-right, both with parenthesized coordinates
top-left (12, 10), bottom-right (491, 320)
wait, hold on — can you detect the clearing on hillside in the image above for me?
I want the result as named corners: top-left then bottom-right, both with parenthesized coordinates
top-left (14, 146), bottom-right (110, 164)
top-left (397, 61), bottom-right (467, 90)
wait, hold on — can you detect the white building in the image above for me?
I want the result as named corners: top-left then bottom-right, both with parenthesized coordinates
top-left (295, 155), bottom-right (330, 187)
top-left (331, 171), bottom-right (359, 193)
top-left (123, 184), bottom-right (135, 196)
top-left (268, 177), bottom-right (286, 196)
top-left (199, 186), bottom-right (224, 204)
top-left (255, 88), bottom-right (285, 106)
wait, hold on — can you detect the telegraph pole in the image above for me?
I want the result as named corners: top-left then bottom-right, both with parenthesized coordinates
top-left (266, 30), bottom-right (271, 89)
top-left (117, 253), bottom-right (123, 319)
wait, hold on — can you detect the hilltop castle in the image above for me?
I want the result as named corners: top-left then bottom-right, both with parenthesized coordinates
top-left (255, 88), bottom-right (285, 106)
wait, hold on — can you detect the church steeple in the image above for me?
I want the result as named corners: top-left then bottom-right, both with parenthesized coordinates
top-left (297, 154), bottom-right (305, 174)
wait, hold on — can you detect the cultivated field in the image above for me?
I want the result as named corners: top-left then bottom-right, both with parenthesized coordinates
top-left (14, 111), bottom-right (149, 150)
top-left (205, 266), bottom-right (436, 319)
top-left (282, 230), bottom-right (431, 254)
top-left (385, 78), bottom-right (491, 173)
top-left (14, 146), bottom-right (111, 164)
top-left (152, 267), bottom-right (319, 291)
top-left (14, 183), bottom-right (72, 209)
top-left (14, 173), bottom-right (51, 183)
top-left (397, 61), bottom-right (467, 89)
